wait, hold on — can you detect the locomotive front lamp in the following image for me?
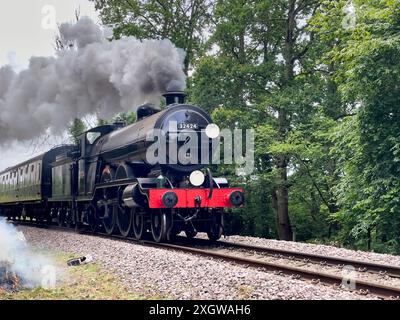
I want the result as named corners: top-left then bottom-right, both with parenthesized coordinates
top-left (205, 123), bottom-right (220, 139)
top-left (189, 170), bottom-right (205, 187)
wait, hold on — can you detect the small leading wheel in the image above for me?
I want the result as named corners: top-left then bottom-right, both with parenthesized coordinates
top-left (117, 206), bottom-right (133, 238)
top-left (57, 209), bottom-right (65, 227)
top-left (102, 204), bottom-right (116, 235)
top-left (65, 209), bottom-right (74, 228)
top-left (151, 210), bottom-right (171, 243)
top-left (207, 211), bottom-right (223, 242)
top-left (132, 208), bottom-right (146, 240)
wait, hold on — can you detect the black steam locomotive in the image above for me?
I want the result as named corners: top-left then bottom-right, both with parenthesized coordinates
top-left (0, 92), bottom-right (244, 242)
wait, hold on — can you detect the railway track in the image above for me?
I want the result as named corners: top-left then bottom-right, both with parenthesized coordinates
top-left (10, 219), bottom-right (400, 300)
top-left (189, 237), bottom-right (400, 278)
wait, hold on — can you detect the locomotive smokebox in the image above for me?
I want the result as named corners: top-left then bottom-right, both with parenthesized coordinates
top-left (163, 91), bottom-right (187, 105)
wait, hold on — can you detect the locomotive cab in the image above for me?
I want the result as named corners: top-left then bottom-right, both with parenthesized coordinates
top-left (78, 124), bottom-right (118, 195)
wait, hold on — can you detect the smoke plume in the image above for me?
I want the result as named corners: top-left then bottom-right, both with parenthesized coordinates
top-left (0, 218), bottom-right (56, 288)
top-left (0, 17), bottom-right (186, 143)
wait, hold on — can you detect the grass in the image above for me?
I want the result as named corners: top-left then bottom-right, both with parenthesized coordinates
top-left (0, 252), bottom-right (163, 300)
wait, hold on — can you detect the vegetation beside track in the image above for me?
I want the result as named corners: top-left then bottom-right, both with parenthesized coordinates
top-left (0, 251), bottom-right (165, 300)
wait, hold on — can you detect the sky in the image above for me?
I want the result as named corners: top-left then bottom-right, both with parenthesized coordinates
top-left (0, 0), bottom-right (99, 171)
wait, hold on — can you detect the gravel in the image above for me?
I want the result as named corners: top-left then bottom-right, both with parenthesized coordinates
top-left (218, 235), bottom-right (400, 267)
top-left (17, 226), bottom-right (377, 300)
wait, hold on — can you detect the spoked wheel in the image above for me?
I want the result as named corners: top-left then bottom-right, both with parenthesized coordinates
top-left (102, 204), bottom-right (116, 235)
top-left (74, 210), bottom-right (84, 232)
top-left (36, 214), bottom-right (44, 225)
top-left (100, 168), bottom-right (117, 235)
top-left (117, 206), bottom-right (133, 238)
top-left (207, 211), bottom-right (223, 242)
top-left (87, 204), bottom-right (100, 234)
top-left (45, 212), bottom-right (53, 226)
top-left (57, 209), bottom-right (65, 227)
top-left (65, 209), bottom-right (74, 228)
top-left (151, 210), bottom-right (171, 243)
top-left (132, 208), bottom-right (146, 240)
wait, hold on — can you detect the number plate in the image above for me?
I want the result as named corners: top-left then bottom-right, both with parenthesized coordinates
top-left (178, 123), bottom-right (199, 130)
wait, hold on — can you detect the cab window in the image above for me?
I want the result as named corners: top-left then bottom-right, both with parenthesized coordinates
top-left (87, 132), bottom-right (101, 144)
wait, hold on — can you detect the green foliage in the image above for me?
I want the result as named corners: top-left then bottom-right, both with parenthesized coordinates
top-left (68, 118), bottom-right (87, 144)
top-left (225, 175), bottom-right (277, 238)
top-left (114, 112), bottom-right (137, 125)
top-left (96, 112), bottom-right (137, 127)
top-left (312, 0), bottom-right (400, 253)
top-left (97, 118), bottom-right (110, 126)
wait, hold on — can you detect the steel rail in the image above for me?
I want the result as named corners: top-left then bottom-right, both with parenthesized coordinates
top-left (182, 237), bottom-right (400, 278)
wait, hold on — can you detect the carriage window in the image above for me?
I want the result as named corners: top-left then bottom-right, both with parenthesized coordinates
top-left (87, 132), bottom-right (101, 144)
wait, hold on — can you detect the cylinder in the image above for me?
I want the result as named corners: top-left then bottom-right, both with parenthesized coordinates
top-left (122, 183), bottom-right (144, 208)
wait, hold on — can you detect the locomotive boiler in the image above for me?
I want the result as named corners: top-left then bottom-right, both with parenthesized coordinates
top-left (0, 92), bottom-right (244, 242)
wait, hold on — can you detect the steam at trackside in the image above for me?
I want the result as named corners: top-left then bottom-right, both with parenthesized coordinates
top-left (0, 17), bottom-right (186, 144)
top-left (0, 218), bottom-right (56, 289)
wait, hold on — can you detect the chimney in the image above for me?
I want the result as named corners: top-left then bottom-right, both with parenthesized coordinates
top-left (163, 91), bottom-right (187, 105)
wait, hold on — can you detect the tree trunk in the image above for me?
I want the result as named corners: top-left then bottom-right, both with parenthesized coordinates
top-left (274, 0), bottom-right (297, 241)
top-left (275, 156), bottom-right (292, 240)
top-left (275, 109), bottom-right (292, 240)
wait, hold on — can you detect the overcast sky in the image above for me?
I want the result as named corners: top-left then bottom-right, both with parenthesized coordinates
top-left (0, 0), bottom-right (99, 171)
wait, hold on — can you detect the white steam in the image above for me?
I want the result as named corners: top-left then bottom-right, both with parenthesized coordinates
top-left (0, 16), bottom-right (186, 143)
top-left (0, 219), bottom-right (55, 288)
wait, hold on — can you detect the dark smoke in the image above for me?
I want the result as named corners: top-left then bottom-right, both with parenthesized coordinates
top-left (0, 17), bottom-right (186, 143)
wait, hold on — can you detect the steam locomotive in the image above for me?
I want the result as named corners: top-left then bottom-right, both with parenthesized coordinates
top-left (0, 92), bottom-right (244, 242)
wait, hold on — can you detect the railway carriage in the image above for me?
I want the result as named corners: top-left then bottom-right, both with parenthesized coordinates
top-left (0, 146), bottom-right (76, 220)
top-left (0, 92), bottom-right (244, 242)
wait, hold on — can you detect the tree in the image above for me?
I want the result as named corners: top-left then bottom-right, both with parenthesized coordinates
top-left (68, 118), bottom-right (87, 144)
top-left (92, 0), bottom-right (213, 74)
top-left (312, 0), bottom-right (400, 252)
top-left (114, 112), bottom-right (137, 125)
